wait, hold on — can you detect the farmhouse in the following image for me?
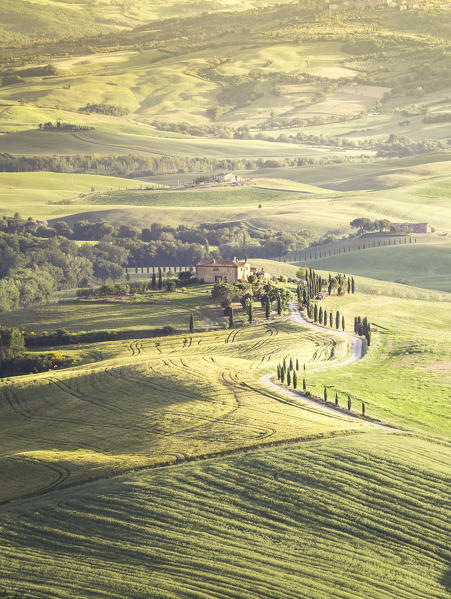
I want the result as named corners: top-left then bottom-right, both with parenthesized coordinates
top-left (392, 222), bottom-right (431, 234)
top-left (215, 172), bottom-right (243, 184)
top-left (196, 258), bottom-right (251, 283)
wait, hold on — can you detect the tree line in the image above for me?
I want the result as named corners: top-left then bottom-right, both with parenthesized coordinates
top-left (212, 279), bottom-right (292, 324)
top-left (0, 152), bottom-right (373, 178)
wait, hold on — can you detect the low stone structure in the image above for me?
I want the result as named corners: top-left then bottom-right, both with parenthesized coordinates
top-left (392, 222), bottom-right (431, 234)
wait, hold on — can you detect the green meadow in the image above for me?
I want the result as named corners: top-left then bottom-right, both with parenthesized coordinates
top-left (1, 157), bottom-right (450, 238)
top-left (294, 242), bottom-right (451, 293)
top-left (0, 433), bottom-right (449, 599)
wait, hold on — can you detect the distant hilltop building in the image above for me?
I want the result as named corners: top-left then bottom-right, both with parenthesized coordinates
top-left (214, 172), bottom-right (243, 184)
top-left (392, 222), bottom-right (431, 234)
top-left (196, 258), bottom-right (251, 283)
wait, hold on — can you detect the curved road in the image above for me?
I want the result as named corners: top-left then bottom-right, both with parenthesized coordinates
top-left (260, 303), bottom-right (398, 431)
top-left (287, 302), bottom-right (363, 372)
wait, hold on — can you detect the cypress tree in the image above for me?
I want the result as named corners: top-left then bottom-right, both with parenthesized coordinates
top-left (287, 370), bottom-right (291, 386)
top-left (362, 316), bottom-right (368, 333)
top-left (362, 402), bottom-right (365, 416)
top-left (281, 367), bottom-right (285, 383)
top-left (335, 310), bottom-right (340, 329)
top-left (151, 272), bottom-right (157, 289)
top-left (293, 371), bottom-right (297, 389)
top-left (248, 302), bottom-right (253, 323)
top-left (342, 315), bottom-right (345, 331)
top-left (324, 386), bottom-right (328, 402)
top-left (351, 277), bottom-right (355, 293)
top-left (289, 357), bottom-right (293, 371)
top-left (296, 358), bottom-right (299, 370)
top-left (323, 309), bottom-right (327, 326)
top-left (329, 312), bottom-right (333, 327)
top-left (347, 278), bottom-right (351, 294)
top-left (158, 269), bottom-right (163, 290)
top-left (314, 304), bottom-right (318, 322)
top-left (277, 364), bottom-right (281, 380)
top-left (189, 314), bottom-right (194, 333)
top-left (319, 306), bottom-right (323, 323)
top-left (302, 377), bottom-right (306, 391)
top-left (335, 392), bottom-right (338, 406)
top-left (229, 307), bottom-right (234, 328)
top-left (347, 395), bottom-right (351, 411)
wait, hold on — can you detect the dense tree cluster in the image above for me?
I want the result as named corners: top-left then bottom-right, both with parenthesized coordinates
top-left (79, 104), bottom-right (129, 116)
top-left (0, 215), bottom-right (125, 311)
top-left (212, 279), bottom-right (291, 319)
top-left (349, 218), bottom-right (392, 234)
top-left (0, 327), bottom-right (74, 377)
top-left (30, 217), bottom-right (305, 263)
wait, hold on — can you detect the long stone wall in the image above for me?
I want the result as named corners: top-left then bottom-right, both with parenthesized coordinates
top-left (125, 266), bottom-right (196, 275)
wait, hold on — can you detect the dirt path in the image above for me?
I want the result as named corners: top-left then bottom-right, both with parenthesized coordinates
top-left (260, 303), bottom-right (399, 432)
top-left (287, 302), bottom-right (363, 372)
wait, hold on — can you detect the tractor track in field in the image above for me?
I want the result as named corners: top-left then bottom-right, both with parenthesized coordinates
top-left (46, 377), bottom-right (123, 415)
top-left (0, 427), bottom-right (376, 507)
top-left (0, 304), bottom-right (400, 508)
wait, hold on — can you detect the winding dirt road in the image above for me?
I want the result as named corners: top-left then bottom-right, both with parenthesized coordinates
top-left (260, 303), bottom-right (398, 431)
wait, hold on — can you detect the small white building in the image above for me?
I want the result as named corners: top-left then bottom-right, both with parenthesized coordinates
top-left (215, 172), bottom-right (243, 184)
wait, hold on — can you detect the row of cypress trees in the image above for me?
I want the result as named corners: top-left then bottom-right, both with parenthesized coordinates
top-left (311, 305), bottom-right (346, 330)
top-left (277, 357), bottom-right (307, 390)
top-left (276, 365), bottom-right (366, 416)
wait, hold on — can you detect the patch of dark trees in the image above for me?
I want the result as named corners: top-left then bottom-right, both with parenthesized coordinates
top-left (79, 103), bottom-right (129, 116)
top-left (0, 327), bottom-right (74, 377)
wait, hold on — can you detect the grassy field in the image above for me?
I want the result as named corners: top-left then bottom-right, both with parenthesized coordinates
top-left (2, 158), bottom-right (449, 236)
top-left (293, 242), bottom-right (451, 293)
top-left (0, 315), bottom-right (362, 504)
top-left (0, 285), bottom-right (229, 333)
top-left (300, 276), bottom-right (451, 437)
top-left (0, 171), bottom-right (153, 219)
top-left (0, 432), bottom-right (448, 599)
top-left (0, 127), bottom-right (364, 159)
